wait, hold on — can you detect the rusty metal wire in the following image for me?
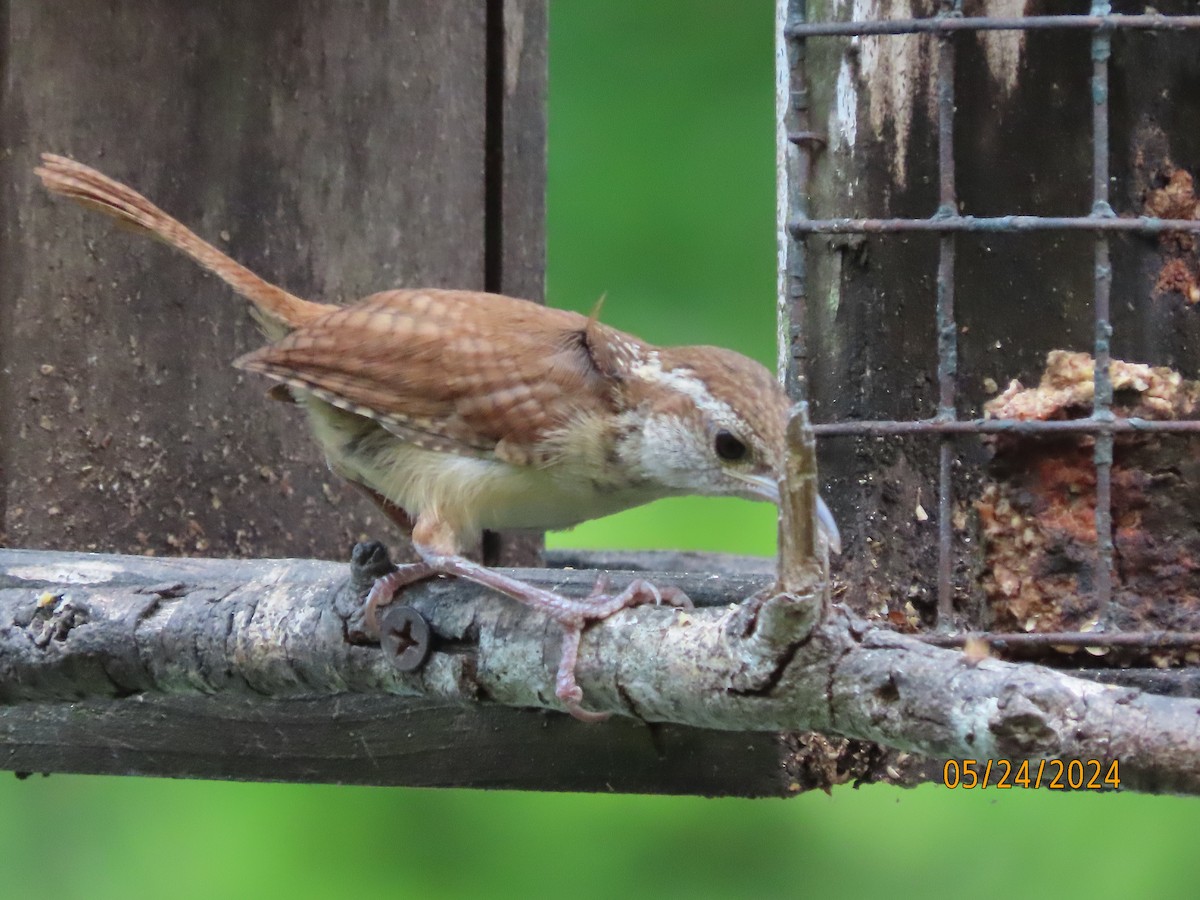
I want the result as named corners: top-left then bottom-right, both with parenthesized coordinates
top-left (814, 418), bottom-right (1200, 436)
top-left (784, 13), bottom-right (1200, 37)
top-left (933, 0), bottom-right (959, 626)
top-left (782, 4), bottom-right (1200, 657)
top-left (788, 215), bottom-right (1200, 234)
top-left (1090, 0), bottom-right (1117, 614)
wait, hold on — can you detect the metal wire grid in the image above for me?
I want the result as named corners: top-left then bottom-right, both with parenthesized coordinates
top-left (779, 1), bottom-right (1200, 650)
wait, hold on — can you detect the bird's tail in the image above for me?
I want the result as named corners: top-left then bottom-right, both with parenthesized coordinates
top-left (35, 153), bottom-right (331, 337)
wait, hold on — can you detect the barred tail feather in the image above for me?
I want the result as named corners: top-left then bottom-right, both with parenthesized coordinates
top-left (35, 153), bottom-right (332, 336)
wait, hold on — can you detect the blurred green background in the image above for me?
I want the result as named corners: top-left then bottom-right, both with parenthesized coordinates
top-left (4, 3), bottom-right (1197, 897)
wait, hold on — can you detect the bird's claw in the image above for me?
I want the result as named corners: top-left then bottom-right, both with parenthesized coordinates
top-left (583, 576), bottom-right (694, 616)
top-left (553, 577), bottom-right (692, 722)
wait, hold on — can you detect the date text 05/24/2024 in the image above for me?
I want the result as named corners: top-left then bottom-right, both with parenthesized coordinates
top-left (943, 759), bottom-right (1121, 790)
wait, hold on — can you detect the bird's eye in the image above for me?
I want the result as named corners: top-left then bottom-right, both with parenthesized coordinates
top-left (713, 429), bottom-right (748, 462)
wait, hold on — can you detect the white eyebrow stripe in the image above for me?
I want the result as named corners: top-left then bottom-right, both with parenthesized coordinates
top-left (629, 350), bottom-right (736, 422)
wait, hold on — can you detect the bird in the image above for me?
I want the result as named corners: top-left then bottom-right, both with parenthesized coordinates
top-left (35, 153), bottom-right (839, 720)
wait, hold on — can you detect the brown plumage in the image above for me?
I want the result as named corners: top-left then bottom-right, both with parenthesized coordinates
top-left (236, 290), bottom-right (624, 465)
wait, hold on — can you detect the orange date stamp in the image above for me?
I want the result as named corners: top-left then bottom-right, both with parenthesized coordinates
top-left (943, 758), bottom-right (1120, 790)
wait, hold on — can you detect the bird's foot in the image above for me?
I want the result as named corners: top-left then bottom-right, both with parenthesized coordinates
top-left (412, 548), bottom-right (691, 721)
top-left (552, 575), bottom-right (694, 721)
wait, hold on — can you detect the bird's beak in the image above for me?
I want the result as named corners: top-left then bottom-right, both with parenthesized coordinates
top-left (815, 497), bottom-right (842, 555)
top-left (732, 472), bottom-right (843, 555)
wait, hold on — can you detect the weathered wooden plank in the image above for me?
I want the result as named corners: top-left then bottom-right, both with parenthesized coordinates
top-left (0, 696), bottom-right (807, 796)
top-left (483, 0), bottom-right (549, 567)
top-left (494, 0), bottom-right (549, 303)
top-left (0, 2), bottom-right (502, 561)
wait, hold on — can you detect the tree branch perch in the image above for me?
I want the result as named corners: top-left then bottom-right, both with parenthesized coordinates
top-left (3, 547), bottom-right (1197, 794)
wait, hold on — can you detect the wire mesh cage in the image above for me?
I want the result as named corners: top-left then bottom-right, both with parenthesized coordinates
top-left (778, 0), bottom-right (1200, 690)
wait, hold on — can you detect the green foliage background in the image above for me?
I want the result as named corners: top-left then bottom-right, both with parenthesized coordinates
top-left (3, 3), bottom-right (1196, 897)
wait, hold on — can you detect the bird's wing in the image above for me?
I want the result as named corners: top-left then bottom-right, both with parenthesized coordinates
top-left (235, 289), bottom-right (627, 465)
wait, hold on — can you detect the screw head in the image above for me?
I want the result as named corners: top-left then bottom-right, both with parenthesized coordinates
top-left (378, 604), bottom-right (431, 672)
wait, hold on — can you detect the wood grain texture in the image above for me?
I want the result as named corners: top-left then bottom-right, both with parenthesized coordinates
top-left (0, 2), bottom-right (547, 562)
top-left (484, 0), bottom-right (549, 566)
top-left (0, 696), bottom-right (806, 795)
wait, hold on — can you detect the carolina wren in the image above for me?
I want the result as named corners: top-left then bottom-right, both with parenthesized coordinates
top-left (36, 154), bottom-right (839, 720)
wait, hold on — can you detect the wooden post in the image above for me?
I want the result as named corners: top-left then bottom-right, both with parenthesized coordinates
top-left (0, 1), bottom-right (544, 565)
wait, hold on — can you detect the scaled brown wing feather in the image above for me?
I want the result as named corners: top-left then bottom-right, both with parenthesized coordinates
top-left (235, 289), bottom-right (621, 464)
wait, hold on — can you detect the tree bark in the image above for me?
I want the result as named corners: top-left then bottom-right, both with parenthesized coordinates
top-left (3, 547), bottom-right (1195, 794)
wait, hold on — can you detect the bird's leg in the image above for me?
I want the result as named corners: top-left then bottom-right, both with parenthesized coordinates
top-left (367, 542), bottom-right (692, 721)
top-left (342, 482), bottom-right (430, 638)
